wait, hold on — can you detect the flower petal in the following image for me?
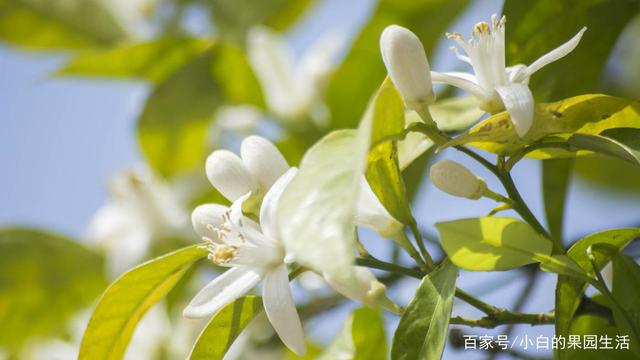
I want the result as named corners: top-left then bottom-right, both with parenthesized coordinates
top-left (240, 136), bottom-right (289, 191)
top-left (354, 176), bottom-right (403, 238)
top-left (495, 84), bottom-right (535, 137)
top-left (183, 266), bottom-right (262, 318)
top-left (262, 264), bottom-right (306, 355)
top-left (522, 27), bottom-right (587, 79)
top-left (431, 71), bottom-right (489, 99)
top-left (206, 150), bottom-right (258, 202)
top-left (259, 167), bottom-right (298, 241)
top-left (191, 203), bottom-right (229, 240)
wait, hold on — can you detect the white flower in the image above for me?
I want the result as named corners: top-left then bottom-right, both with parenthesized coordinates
top-left (380, 25), bottom-right (435, 111)
top-left (247, 26), bottom-right (344, 126)
top-left (101, 0), bottom-right (154, 38)
top-left (87, 167), bottom-right (188, 276)
top-left (185, 168), bottom-right (306, 355)
top-left (355, 176), bottom-right (404, 238)
top-left (323, 266), bottom-right (390, 308)
top-left (429, 160), bottom-right (486, 199)
top-left (206, 135), bottom-right (289, 210)
top-left (431, 15), bottom-right (586, 136)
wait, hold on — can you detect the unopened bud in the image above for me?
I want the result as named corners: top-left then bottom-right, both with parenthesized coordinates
top-left (380, 25), bottom-right (435, 111)
top-left (430, 160), bottom-right (486, 199)
top-left (324, 267), bottom-right (397, 311)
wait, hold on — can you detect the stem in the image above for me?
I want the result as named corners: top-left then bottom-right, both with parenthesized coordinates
top-left (392, 231), bottom-right (429, 272)
top-left (505, 141), bottom-right (573, 171)
top-left (409, 220), bottom-right (436, 270)
top-left (450, 311), bottom-right (554, 329)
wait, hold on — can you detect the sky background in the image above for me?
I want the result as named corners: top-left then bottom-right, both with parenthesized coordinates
top-left (2, 0), bottom-right (640, 358)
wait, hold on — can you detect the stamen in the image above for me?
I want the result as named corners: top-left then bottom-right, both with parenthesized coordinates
top-left (474, 22), bottom-right (490, 35)
top-left (209, 244), bottom-right (237, 264)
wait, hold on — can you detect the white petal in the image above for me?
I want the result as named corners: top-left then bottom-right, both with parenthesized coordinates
top-left (183, 267), bottom-right (262, 318)
top-left (324, 266), bottom-right (379, 304)
top-left (506, 64), bottom-right (528, 83)
top-left (206, 150), bottom-right (258, 202)
top-left (247, 26), bottom-right (299, 118)
top-left (259, 168), bottom-right (298, 240)
top-left (431, 71), bottom-right (489, 99)
top-left (262, 264), bottom-right (306, 355)
top-left (523, 27), bottom-right (587, 79)
top-left (191, 203), bottom-right (228, 240)
top-left (495, 84), bottom-right (535, 137)
top-left (240, 135), bottom-right (289, 191)
top-left (354, 176), bottom-right (403, 238)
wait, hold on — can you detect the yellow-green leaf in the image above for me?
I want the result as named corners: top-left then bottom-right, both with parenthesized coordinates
top-left (436, 217), bottom-right (553, 271)
top-left (189, 296), bottom-right (263, 360)
top-left (0, 228), bottom-right (106, 353)
top-left (391, 259), bottom-right (458, 360)
top-left (79, 245), bottom-right (207, 360)
top-left (448, 95), bottom-right (640, 157)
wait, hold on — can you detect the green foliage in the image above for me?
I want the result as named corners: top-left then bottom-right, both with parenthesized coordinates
top-left (277, 129), bottom-right (367, 284)
top-left (391, 259), bottom-right (458, 360)
top-left (563, 314), bottom-right (623, 360)
top-left (568, 129), bottom-right (640, 165)
top-left (210, 0), bottom-right (313, 44)
top-left (79, 245), bottom-right (207, 360)
top-left (364, 79), bottom-right (413, 224)
top-left (57, 38), bottom-right (212, 84)
top-left (138, 44), bottom-right (262, 178)
top-left (555, 229), bottom-right (640, 359)
top-left (189, 296), bottom-right (263, 360)
top-left (542, 159), bottom-right (573, 245)
top-left (448, 95), bottom-right (640, 157)
top-left (436, 217), bottom-right (553, 271)
top-left (503, 0), bottom-right (638, 101)
top-left (0, 228), bottom-right (106, 353)
top-left (0, 0), bottom-right (127, 50)
top-left (319, 307), bottom-right (387, 360)
top-left (327, 0), bottom-right (471, 128)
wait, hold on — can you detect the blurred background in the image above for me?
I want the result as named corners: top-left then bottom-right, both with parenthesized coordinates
top-left (1, 0), bottom-right (640, 359)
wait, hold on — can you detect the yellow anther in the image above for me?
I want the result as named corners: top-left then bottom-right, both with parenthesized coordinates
top-left (210, 245), bottom-right (237, 264)
top-left (474, 22), bottom-right (490, 34)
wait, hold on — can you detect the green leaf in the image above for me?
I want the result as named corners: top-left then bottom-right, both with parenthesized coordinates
top-left (365, 79), bottom-right (413, 224)
top-left (0, 228), bottom-right (106, 353)
top-left (327, 0), bottom-right (471, 128)
top-left (542, 159), bottom-right (573, 245)
top-left (568, 129), bottom-right (640, 165)
top-left (503, 0), bottom-right (638, 101)
top-left (574, 155), bottom-right (640, 192)
top-left (278, 129), bottom-right (369, 283)
top-left (352, 307), bottom-right (386, 360)
top-left (555, 229), bottom-right (640, 359)
top-left (563, 314), bottom-right (622, 360)
top-left (189, 296), bottom-right (263, 360)
top-left (391, 259), bottom-right (458, 360)
top-left (79, 245), bottom-right (207, 360)
top-left (211, 0), bottom-right (313, 44)
top-left (138, 43), bottom-right (262, 178)
top-left (57, 38), bottom-right (212, 84)
top-left (448, 95), bottom-right (640, 157)
top-left (0, 0), bottom-right (127, 50)
top-left (436, 217), bottom-right (553, 271)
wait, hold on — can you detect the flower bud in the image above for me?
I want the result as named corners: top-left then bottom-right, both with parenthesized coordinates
top-left (324, 267), bottom-right (392, 308)
top-left (429, 160), bottom-right (486, 199)
top-left (380, 25), bottom-right (435, 111)
top-left (355, 176), bottom-right (404, 238)
top-left (206, 150), bottom-right (258, 201)
top-left (241, 135), bottom-right (289, 190)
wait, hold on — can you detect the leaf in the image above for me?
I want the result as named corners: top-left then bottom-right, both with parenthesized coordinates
top-left (0, 228), bottom-right (106, 353)
top-left (189, 296), bottom-right (263, 360)
top-left (327, 0), bottom-right (471, 128)
top-left (0, 0), bottom-right (127, 50)
top-left (563, 314), bottom-right (622, 360)
top-left (352, 307), bottom-right (386, 360)
top-left (278, 129), bottom-right (369, 283)
top-left (57, 38), bottom-right (212, 84)
top-left (568, 130), bottom-right (640, 165)
top-left (391, 259), bottom-right (458, 360)
top-left (79, 245), bottom-right (207, 360)
top-left (542, 159), bottom-right (573, 245)
top-left (574, 155), bottom-right (640, 192)
top-left (365, 79), bottom-right (413, 224)
top-left (211, 0), bottom-right (313, 44)
top-left (436, 217), bottom-right (553, 271)
top-left (448, 95), bottom-right (640, 157)
top-left (555, 229), bottom-right (640, 359)
top-left (503, 0), bottom-right (638, 101)
top-left (138, 43), bottom-right (262, 178)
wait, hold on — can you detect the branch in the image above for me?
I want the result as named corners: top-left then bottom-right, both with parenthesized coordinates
top-left (450, 311), bottom-right (554, 329)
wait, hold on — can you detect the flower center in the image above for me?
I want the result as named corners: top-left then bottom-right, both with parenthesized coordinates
top-left (209, 244), bottom-right (237, 264)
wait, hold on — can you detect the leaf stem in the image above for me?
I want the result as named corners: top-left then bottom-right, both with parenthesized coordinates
top-left (450, 311), bottom-right (554, 329)
top-left (409, 220), bottom-right (436, 270)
